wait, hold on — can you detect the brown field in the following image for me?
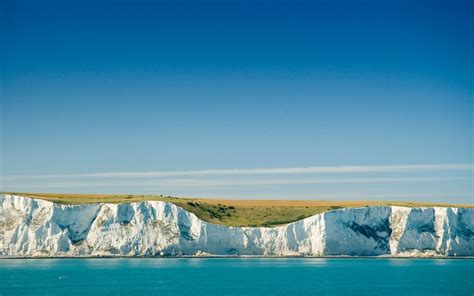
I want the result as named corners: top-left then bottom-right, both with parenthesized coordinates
top-left (3, 192), bottom-right (473, 227)
top-left (193, 198), bottom-right (472, 208)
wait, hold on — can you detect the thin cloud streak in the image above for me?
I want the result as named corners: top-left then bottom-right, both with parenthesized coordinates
top-left (5, 176), bottom-right (469, 188)
top-left (3, 163), bottom-right (474, 180)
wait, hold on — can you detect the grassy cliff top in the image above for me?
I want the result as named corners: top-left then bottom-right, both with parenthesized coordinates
top-left (3, 192), bottom-right (473, 227)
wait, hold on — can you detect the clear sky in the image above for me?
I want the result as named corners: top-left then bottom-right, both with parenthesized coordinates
top-left (1, 0), bottom-right (473, 202)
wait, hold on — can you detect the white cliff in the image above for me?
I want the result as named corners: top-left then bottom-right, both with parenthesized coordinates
top-left (0, 194), bottom-right (472, 257)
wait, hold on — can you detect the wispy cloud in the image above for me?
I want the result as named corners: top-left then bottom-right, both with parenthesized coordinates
top-left (3, 163), bottom-right (473, 180)
top-left (3, 164), bottom-right (472, 202)
top-left (5, 176), bottom-right (469, 188)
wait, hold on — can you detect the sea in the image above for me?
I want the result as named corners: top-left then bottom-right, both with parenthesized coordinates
top-left (0, 258), bottom-right (472, 295)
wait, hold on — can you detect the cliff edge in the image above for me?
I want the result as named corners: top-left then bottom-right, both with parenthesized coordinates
top-left (1, 194), bottom-right (472, 257)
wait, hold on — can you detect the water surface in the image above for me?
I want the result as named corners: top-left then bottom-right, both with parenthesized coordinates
top-left (0, 258), bottom-right (472, 295)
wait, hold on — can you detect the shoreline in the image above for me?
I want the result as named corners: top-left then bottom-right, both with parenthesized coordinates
top-left (2, 255), bottom-right (473, 260)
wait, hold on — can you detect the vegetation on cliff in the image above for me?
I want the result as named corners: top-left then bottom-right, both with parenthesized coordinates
top-left (3, 192), bottom-right (472, 227)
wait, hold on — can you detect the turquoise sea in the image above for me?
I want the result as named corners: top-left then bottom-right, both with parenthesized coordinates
top-left (0, 258), bottom-right (472, 295)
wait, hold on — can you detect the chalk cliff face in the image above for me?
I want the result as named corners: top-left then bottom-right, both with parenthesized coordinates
top-left (0, 194), bottom-right (473, 257)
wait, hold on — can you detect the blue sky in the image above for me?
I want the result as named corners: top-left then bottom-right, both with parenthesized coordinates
top-left (1, 0), bottom-right (473, 202)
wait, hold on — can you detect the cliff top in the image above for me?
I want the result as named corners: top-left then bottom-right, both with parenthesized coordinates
top-left (2, 192), bottom-right (473, 227)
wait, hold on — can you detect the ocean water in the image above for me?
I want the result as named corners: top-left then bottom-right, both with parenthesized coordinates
top-left (0, 258), bottom-right (472, 295)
